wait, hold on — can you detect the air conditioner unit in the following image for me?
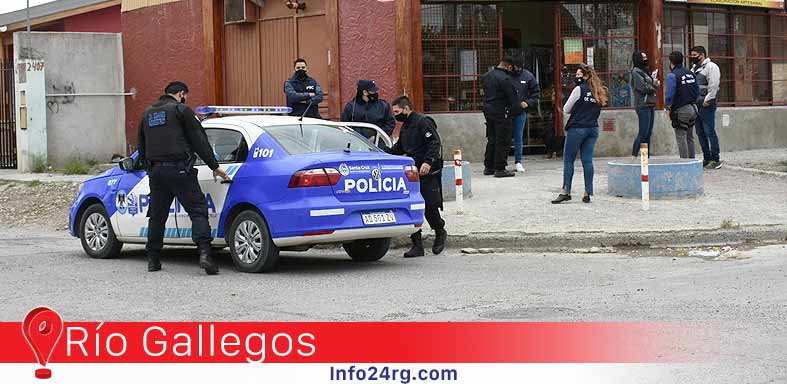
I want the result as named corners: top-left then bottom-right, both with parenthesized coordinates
top-left (224, 0), bottom-right (262, 24)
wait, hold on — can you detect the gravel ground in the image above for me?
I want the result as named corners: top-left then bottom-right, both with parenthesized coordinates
top-left (722, 148), bottom-right (787, 173)
top-left (0, 180), bottom-right (80, 232)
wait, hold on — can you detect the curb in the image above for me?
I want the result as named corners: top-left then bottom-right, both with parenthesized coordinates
top-left (392, 225), bottom-right (787, 251)
top-left (722, 164), bottom-right (787, 178)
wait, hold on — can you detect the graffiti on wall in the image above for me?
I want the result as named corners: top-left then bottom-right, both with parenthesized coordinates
top-left (47, 81), bottom-right (76, 114)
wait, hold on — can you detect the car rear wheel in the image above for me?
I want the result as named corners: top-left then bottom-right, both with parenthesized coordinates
top-left (343, 238), bottom-right (391, 262)
top-left (228, 210), bottom-right (279, 273)
top-left (79, 204), bottom-right (123, 259)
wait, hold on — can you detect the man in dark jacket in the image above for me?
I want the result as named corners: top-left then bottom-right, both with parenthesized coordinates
top-left (385, 95), bottom-right (447, 258)
top-left (482, 56), bottom-right (520, 178)
top-left (136, 81), bottom-right (230, 275)
top-left (284, 58), bottom-right (323, 118)
top-left (510, 63), bottom-right (541, 172)
top-left (340, 80), bottom-right (396, 136)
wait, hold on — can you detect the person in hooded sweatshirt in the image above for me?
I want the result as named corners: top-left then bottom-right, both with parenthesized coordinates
top-left (340, 80), bottom-right (396, 136)
top-left (630, 50), bottom-right (660, 157)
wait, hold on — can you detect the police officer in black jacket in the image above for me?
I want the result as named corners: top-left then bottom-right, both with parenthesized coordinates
top-left (284, 58), bottom-right (324, 118)
top-left (482, 56), bottom-right (520, 178)
top-left (136, 81), bottom-right (230, 274)
top-left (385, 95), bottom-right (447, 257)
top-left (340, 80), bottom-right (396, 136)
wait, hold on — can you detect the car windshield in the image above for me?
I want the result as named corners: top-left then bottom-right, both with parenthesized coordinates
top-left (265, 124), bottom-right (380, 155)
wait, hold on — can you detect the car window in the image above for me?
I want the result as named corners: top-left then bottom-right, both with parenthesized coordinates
top-left (195, 128), bottom-right (249, 165)
top-left (265, 124), bottom-right (379, 155)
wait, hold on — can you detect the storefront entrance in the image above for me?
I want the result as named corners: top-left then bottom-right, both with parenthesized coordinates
top-left (420, 1), bottom-right (638, 154)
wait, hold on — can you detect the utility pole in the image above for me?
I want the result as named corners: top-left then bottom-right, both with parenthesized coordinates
top-left (26, 0), bottom-right (32, 58)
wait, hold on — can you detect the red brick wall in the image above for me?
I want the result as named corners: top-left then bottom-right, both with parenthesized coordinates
top-left (63, 5), bottom-right (121, 33)
top-left (121, 0), bottom-right (207, 150)
top-left (338, 0), bottom-right (398, 110)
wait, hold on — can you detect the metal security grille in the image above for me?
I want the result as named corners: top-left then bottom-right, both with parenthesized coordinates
top-left (421, 2), bottom-right (501, 112)
top-left (558, 3), bottom-right (638, 108)
top-left (0, 62), bottom-right (15, 169)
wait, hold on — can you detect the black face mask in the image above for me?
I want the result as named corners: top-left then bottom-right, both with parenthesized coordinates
top-left (368, 93), bottom-right (379, 102)
top-left (295, 69), bottom-right (307, 79)
top-left (179, 96), bottom-right (186, 104)
top-left (690, 56), bottom-right (701, 66)
top-left (575, 77), bottom-right (585, 86)
top-left (394, 112), bottom-right (408, 122)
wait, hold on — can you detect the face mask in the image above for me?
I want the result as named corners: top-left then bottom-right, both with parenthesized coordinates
top-left (368, 93), bottom-right (379, 102)
top-left (690, 56), bottom-right (701, 66)
top-left (574, 77), bottom-right (585, 86)
top-left (295, 69), bottom-right (307, 79)
top-left (394, 112), bottom-right (408, 122)
top-left (179, 95), bottom-right (186, 104)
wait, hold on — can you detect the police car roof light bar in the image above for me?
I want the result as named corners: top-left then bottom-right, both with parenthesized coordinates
top-left (196, 106), bottom-right (293, 115)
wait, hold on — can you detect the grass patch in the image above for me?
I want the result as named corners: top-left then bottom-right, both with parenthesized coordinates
top-left (30, 154), bottom-right (47, 174)
top-left (720, 219), bottom-right (741, 230)
top-left (63, 154), bottom-right (92, 175)
top-left (28, 180), bottom-right (41, 187)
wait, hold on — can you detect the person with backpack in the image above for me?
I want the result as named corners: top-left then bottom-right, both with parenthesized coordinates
top-left (385, 95), bottom-right (447, 258)
top-left (665, 51), bottom-right (700, 159)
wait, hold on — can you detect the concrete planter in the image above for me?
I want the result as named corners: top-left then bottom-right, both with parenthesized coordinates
top-left (607, 159), bottom-right (704, 199)
top-left (440, 161), bottom-right (473, 201)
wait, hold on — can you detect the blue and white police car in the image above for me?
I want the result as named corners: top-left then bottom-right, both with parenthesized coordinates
top-left (69, 106), bottom-right (425, 272)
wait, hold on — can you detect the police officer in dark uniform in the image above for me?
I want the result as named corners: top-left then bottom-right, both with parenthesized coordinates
top-left (136, 81), bottom-right (230, 274)
top-left (340, 80), bottom-right (396, 136)
top-left (385, 95), bottom-right (447, 257)
top-left (481, 56), bottom-right (520, 178)
top-left (284, 58), bottom-right (324, 118)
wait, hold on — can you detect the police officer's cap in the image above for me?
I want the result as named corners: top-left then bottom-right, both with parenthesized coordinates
top-left (357, 80), bottom-right (379, 93)
top-left (165, 81), bottom-right (189, 95)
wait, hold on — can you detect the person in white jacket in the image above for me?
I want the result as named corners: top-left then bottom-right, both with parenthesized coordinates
top-left (690, 46), bottom-right (722, 169)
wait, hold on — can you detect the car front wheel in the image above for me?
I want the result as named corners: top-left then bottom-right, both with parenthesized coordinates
top-left (228, 210), bottom-right (279, 273)
top-left (79, 204), bottom-right (123, 259)
top-left (343, 238), bottom-right (391, 262)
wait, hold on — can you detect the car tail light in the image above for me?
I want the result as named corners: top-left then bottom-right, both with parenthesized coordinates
top-left (405, 165), bottom-right (419, 182)
top-left (288, 168), bottom-right (342, 188)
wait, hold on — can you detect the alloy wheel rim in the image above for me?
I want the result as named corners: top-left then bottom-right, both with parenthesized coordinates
top-left (234, 220), bottom-right (263, 264)
top-left (84, 212), bottom-right (109, 252)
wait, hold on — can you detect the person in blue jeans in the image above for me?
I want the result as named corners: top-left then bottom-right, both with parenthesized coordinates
top-left (690, 46), bottom-right (723, 169)
top-left (552, 64), bottom-right (608, 204)
top-left (630, 50), bottom-right (660, 157)
top-left (510, 63), bottom-right (541, 172)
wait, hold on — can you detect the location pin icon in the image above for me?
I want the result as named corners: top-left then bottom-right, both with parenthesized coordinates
top-left (22, 307), bottom-right (64, 379)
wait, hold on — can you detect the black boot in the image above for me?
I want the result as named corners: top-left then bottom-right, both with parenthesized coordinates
top-left (432, 228), bottom-right (447, 255)
top-left (198, 245), bottom-right (219, 275)
top-left (404, 231), bottom-right (425, 258)
top-left (147, 253), bottom-right (161, 272)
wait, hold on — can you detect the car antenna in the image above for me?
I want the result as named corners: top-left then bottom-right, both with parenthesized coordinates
top-left (299, 99), bottom-right (313, 122)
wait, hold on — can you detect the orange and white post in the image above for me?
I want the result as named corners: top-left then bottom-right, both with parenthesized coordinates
top-left (640, 143), bottom-right (650, 211)
top-left (454, 149), bottom-right (464, 215)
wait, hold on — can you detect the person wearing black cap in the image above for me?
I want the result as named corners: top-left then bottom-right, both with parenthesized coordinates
top-left (340, 80), bottom-right (396, 136)
top-left (385, 95), bottom-right (447, 258)
top-left (481, 56), bottom-right (520, 178)
top-left (284, 58), bottom-right (324, 118)
top-left (136, 81), bottom-right (230, 275)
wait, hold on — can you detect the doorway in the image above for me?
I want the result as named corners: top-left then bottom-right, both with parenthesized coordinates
top-left (501, 2), bottom-right (557, 156)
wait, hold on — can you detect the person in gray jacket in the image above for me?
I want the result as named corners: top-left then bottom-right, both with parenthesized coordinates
top-left (690, 46), bottom-right (723, 169)
top-left (630, 50), bottom-right (660, 157)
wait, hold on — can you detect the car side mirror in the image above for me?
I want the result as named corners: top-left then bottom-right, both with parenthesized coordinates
top-left (118, 157), bottom-right (135, 172)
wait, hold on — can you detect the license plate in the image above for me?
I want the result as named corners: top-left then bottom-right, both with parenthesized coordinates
top-left (361, 211), bottom-right (396, 225)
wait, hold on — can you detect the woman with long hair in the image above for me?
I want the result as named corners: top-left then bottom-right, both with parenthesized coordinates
top-left (630, 50), bottom-right (660, 157)
top-left (552, 64), bottom-right (608, 204)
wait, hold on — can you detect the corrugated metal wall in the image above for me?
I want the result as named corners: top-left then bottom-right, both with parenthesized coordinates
top-left (224, 23), bottom-right (262, 105)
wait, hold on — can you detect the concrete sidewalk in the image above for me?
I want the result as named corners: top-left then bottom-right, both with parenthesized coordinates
top-left (0, 169), bottom-right (91, 183)
top-left (434, 149), bottom-right (787, 249)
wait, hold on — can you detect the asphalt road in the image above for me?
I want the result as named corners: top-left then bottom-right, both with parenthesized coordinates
top-left (1, 230), bottom-right (786, 383)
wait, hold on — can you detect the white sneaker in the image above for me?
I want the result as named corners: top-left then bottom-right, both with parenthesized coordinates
top-left (515, 163), bottom-right (525, 173)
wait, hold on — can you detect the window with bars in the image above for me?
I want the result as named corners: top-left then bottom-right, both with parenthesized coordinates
top-left (558, 3), bottom-right (638, 108)
top-left (421, 3), bottom-right (500, 113)
top-left (663, 6), bottom-right (787, 106)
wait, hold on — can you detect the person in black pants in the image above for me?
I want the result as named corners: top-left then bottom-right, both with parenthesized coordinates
top-left (481, 56), bottom-right (520, 178)
top-left (385, 95), bottom-right (447, 258)
top-left (136, 81), bottom-right (230, 274)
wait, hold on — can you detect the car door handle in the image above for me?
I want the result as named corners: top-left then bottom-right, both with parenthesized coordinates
top-left (221, 179), bottom-right (233, 184)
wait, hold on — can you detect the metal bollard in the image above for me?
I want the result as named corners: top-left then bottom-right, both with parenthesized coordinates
top-left (454, 149), bottom-right (464, 215)
top-left (640, 143), bottom-right (649, 211)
